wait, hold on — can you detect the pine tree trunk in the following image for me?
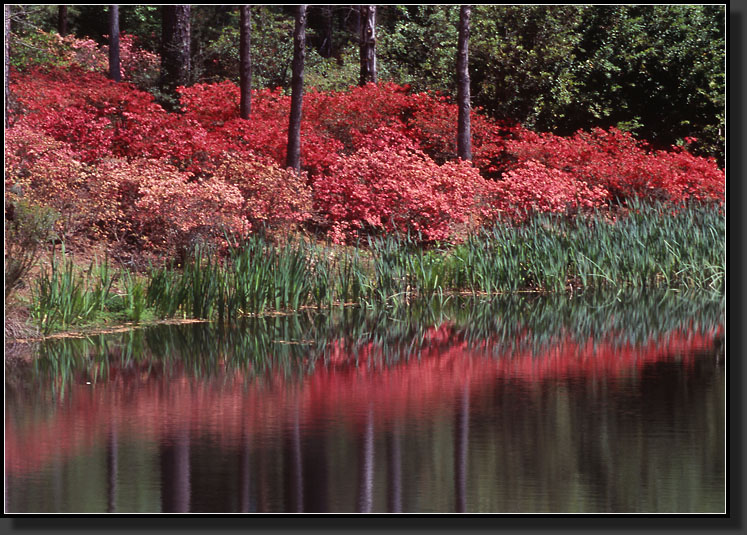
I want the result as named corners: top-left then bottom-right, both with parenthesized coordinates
top-left (321, 5), bottom-right (333, 58)
top-left (58, 6), bottom-right (68, 37)
top-left (359, 6), bottom-right (376, 86)
top-left (286, 5), bottom-right (307, 174)
top-left (457, 5), bottom-right (472, 162)
top-left (160, 5), bottom-right (191, 108)
top-left (108, 5), bottom-right (121, 82)
top-left (239, 6), bottom-right (252, 119)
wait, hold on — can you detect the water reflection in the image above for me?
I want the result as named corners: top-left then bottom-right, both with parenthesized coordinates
top-left (5, 290), bottom-right (724, 513)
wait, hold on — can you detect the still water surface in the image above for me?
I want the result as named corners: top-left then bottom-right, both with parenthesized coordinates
top-left (5, 291), bottom-right (725, 513)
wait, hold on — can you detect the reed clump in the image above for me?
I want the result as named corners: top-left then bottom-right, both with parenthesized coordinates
top-left (25, 200), bottom-right (724, 331)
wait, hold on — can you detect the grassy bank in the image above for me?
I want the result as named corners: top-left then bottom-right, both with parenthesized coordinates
top-left (14, 201), bottom-right (724, 335)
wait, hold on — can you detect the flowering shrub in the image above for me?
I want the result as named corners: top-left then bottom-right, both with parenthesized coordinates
top-left (11, 68), bottom-right (217, 173)
top-left (117, 34), bottom-right (161, 90)
top-left (7, 60), bottom-right (725, 258)
top-left (488, 160), bottom-right (609, 222)
top-left (504, 127), bottom-right (725, 204)
top-left (179, 83), bottom-right (349, 178)
top-left (4, 123), bottom-right (95, 239)
top-left (4, 124), bottom-right (247, 254)
top-left (10, 30), bottom-right (107, 73)
top-left (314, 129), bottom-right (489, 243)
top-left (133, 161), bottom-right (248, 253)
top-left (212, 153), bottom-right (312, 230)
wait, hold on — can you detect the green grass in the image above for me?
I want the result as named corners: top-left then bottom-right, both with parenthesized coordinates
top-left (25, 200), bottom-right (724, 332)
top-left (28, 246), bottom-right (154, 334)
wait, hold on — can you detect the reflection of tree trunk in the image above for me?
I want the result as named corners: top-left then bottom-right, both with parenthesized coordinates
top-left (303, 431), bottom-right (328, 512)
top-left (238, 423), bottom-right (251, 513)
top-left (257, 443), bottom-right (269, 513)
top-left (455, 384), bottom-right (469, 513)
top-left (357, 406), bottom-right (374, 513)
top-left (106, 422), bottom-right (118, 513)
top-left (53, 455), bottom-right (64, 511)
top-left (284, 405), bottom-right (303, 512)
top-left (387, 421), bottom-right (402, 513)
top-left (160, 427), bottom-right (191, 513)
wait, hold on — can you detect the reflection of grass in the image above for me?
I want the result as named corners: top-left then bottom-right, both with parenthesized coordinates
top-left (17, 288), bottom-right (723, 393)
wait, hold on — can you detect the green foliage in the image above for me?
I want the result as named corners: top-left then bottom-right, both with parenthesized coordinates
top-left (377, 5), bottom-right (725, 163)
top-left (201, 7), bottom-right (294, 89)
top-left (470, 5), bottom-right (584, 130)
top-left (27, 247), bottom-right (157, 333)
top-left (304, 45), bottom-right (360, 92)
top-left (30, 247), bottom-right (109, 333)
top-left (377, 5), bottom-right (460, 94)
top-left (469, 5), bottom-right (725, 162)
top-left (570, 5), bottom-right (725, 162)
top-left (25, 200), bottom-right (724, 333)
top-left (4, 197), bottom-right (58, 298)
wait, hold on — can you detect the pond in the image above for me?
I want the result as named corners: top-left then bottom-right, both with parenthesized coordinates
top-left (5, 290), bottom-right (725, 513)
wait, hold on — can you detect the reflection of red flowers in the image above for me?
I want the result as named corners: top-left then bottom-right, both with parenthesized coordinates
top-left (5, 326), bottom-right (720, 476)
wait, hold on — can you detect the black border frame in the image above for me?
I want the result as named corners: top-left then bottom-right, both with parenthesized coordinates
top-left (2, 2), bottom-right (741, 533)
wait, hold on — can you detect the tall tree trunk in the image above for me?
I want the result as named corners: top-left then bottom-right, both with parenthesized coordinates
top-left (359, 6), bottom-right (376, 86)
top-left (57, 5), bottom-right (68, 37)
top-left (4, 5), bottom-right (10, 127)
top-left (321, 6), bottom-right (333, 58)
top-left (108, 5), bottom-right (120, 82)
top-left (239, 6), bottom-right (252, 119)
top-left (456, 5), bottom-right (472, 162)
top-left (160, 5), bottom-right (191, 109)
top-left (286, 5), bottom-right (307, 174)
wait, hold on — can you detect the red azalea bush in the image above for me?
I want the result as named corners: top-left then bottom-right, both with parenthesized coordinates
top-left (7, 50), bottom-right (726, 257)
top-left (4, 124), bottom-right (248, 254)
top-left (212, 152), bottom-right (313, 230)
top-left (11, 67), bottom-right (219, 173)
top-left (504, 127), bottom-right (725, 205)
top-left (5, 123), bottom-right (99, 239)
top-left (303, 83), bottom-right (414, 153)
top-left (179, 83), bottom-right (354, 178)
top-left (133, 161), bottom-right (248, 253)
top-left (488, 160), bottom-right (609, 222)
top-left (313, 128), bottom-right (489, 243)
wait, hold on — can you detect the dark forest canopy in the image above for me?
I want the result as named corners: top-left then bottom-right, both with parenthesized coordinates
top-left (7, 4), bottom-right (725, 163)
